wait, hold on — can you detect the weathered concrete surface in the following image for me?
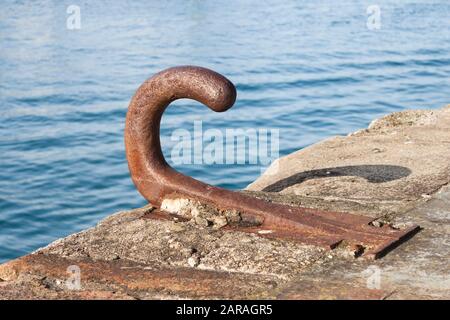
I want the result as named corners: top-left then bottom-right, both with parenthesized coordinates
top-left (1, 106), bottom-right (449, 299)
top-left (0, 206), bottom-right (327, 299)
top-left (248, 105), bottom-right (450, 219)
top-left (277, 184), bottom-right (450, 300)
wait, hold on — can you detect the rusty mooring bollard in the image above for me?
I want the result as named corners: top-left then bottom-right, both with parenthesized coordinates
top-left (125, 66), bottom-right (419, 259)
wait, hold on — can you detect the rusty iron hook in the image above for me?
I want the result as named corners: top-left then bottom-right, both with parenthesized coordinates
top-left (125, 66), bottom-right (419, 259)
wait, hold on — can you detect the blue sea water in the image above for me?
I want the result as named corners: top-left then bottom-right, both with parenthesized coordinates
top-left (1, 0), bottom-right (449, 263)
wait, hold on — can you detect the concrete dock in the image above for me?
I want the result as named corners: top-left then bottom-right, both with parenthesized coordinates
top-left (1, 106), bottom-right (449, 299)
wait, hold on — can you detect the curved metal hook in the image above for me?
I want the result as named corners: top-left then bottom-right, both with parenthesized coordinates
top-left (125, 66), bottom-right (419, 259)
top-left (125, 66), bottom-right (236, 205)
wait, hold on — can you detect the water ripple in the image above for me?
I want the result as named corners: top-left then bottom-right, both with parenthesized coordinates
top-left (1, 0), bottom-right (449, 262)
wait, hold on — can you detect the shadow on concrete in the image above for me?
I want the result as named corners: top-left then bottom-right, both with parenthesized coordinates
top-left (262, 165), bottom-right (411, 192)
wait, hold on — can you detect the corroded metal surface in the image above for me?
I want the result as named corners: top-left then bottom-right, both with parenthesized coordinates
top-left (0, 254), bottom-right (277, 299)
top-left (125, 66), bottom-right (419, 259)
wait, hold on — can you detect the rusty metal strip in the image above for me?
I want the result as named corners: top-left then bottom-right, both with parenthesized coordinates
top-left (125, 66), bottom-right (420, 259)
